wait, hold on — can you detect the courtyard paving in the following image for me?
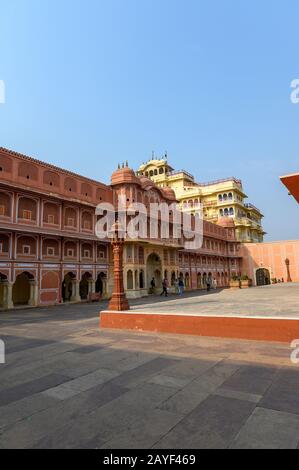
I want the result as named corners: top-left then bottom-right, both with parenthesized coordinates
top-left (0, 283), bottom-right (299, 449)
top-left (130, 282), bottom-right (299, 318)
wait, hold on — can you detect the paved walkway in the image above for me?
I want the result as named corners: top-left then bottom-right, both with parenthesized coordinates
top-left (130, 283), bottom-right (299, 318)
top-left (0, 288), bottom-right (299, 449)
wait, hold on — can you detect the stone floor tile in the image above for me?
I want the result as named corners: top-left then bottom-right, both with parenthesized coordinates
top-left (153, 395), bottom-right (255, 449)
top-left (0, 373), bottom-right (70, 406)
top-left (231, 407), bottom-right (299, 449)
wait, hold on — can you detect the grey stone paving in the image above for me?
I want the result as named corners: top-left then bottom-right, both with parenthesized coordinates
top-left (0, 284), bottom-right (299, 448)
top-left (130, 282), bottom-right (299, 318)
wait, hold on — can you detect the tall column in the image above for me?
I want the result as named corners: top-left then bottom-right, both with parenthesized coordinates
top-left (108, 240), bottom-right (130, 311)
top-left (28, 280), bottom-right (38, 307)
top-left (2, 282), bottom-right (14, 309)
top-left (285, 258), bottom-right (292, 283)
top-left (88, 279), bottom-right (95, 298)
top-left (70, 280), bottom-right (81, 302)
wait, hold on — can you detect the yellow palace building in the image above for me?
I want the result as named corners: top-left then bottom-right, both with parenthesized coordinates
top-left (137, 155), bottom-right (265, 243)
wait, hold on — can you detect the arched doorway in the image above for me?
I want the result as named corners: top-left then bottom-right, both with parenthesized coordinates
top-left (12, 272), bottom-right (33, 306)
top-left (146, 253), bottom-right (162, 292)
top-left (95, 272), bottom-right (106, 296)
top-left (139, 270), bottom-right (144, 289)
top-left (80, 272), bottom-right (92, 300)
top-left (185, 272), bottom-right (190, 289)
top-left (62, 272), bottom-right (75, 302)
top-left (256, 268), bottom-right (271, 286)
top-left (197, 272), bottom-right (202, 289)
top-left (127, 270), bottom-right (133, 290)
top-left (0, 273), bottom-right (8, 308)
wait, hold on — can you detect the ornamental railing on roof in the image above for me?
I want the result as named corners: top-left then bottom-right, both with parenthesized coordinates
top-left (197, 177), bottom-right (242, 187)
top-left (167, 169), bottom-right (194, 180)
top-left (244, 203), bottom-right (261, 213)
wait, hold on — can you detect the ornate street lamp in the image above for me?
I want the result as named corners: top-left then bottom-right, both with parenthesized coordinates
top-left (108, 220), bottom-right (130, 311)
top-left (285, 258), bottom-right (292, 283)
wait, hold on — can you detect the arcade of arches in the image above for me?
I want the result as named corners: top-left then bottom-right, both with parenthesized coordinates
top-left (0, 269), bottom-right (109, 310)
top-left (122, 247), bottom-right (234, 299)
top-left (0, 271), bottom-right (38, 309)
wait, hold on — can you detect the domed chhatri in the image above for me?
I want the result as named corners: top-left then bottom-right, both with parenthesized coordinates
top-left (111, 163), bottom-right (141, 186)
top-left (161, 186), bottom-right (177, 201)
top-left (139, 175), bottom-right (154, 189)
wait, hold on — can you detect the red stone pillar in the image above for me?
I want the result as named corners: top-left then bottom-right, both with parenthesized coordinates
top-left (108, 238), bottom-right (130, 311)
top-left (285, 258), bottom-right (292, 283)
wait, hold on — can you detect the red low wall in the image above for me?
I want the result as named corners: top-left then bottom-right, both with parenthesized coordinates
top-left (100, 311), bottom-right (299, 343)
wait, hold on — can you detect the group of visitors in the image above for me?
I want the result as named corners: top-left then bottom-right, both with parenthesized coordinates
top-left (206, 277), bottom-right (217, 291)
top-left (150, 275), bottom-right (218, 297)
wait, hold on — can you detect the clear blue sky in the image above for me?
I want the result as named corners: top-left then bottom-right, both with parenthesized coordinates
top-left (1, 0), bottom-right (298, 241)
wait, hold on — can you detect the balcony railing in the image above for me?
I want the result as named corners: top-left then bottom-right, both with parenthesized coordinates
top-left (202, 201), bottom-right (217, 207)
top-left (244, 203), bottom-right (261, 213)
top-left (197, 177), bottom-right (242, 187)
top-left (167, 169), bottom-right (194, 180)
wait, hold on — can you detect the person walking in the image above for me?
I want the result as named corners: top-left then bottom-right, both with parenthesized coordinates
top-left (178, 277), bottom-right (184, 296)
top-left (206, 276), bottom-right (212, 292)
top-left (150, 277), bottom-right (155, 294)
top-left (212, 277), bottom-right (217, 290)
top-left (160, 277), bottom-right (168, 297)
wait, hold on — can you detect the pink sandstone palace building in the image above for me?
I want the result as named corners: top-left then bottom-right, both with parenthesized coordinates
top-left (0, 146), bottom-right (298, 310)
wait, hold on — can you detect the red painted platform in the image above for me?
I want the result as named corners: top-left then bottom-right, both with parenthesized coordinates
top-left (100, 310), bottom-right (299, 343)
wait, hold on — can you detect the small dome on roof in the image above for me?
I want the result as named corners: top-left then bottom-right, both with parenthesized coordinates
top-left (139, 176), bottom-right (155, 189)
top-left (111, 166), bottom-right (140, 186)
top-left (161, 187), bottom-right (177, 201)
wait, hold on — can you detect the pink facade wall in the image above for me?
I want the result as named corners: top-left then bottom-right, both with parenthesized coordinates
top-left (241, 240), bottom-right (299, 284)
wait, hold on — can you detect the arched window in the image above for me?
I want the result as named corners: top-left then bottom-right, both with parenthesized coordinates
top-left (81, 211), bottom-right (93, 230)
top-left (18, 162), bottom-right (38, 181)
top-left (149, 170), bottom-right (154, 177)
top-left (159, 167), bottom-right (164, 174)
top-left (43, 171), bottom-right (60, 188)
top-left (43, 202), bottom-right (59, 225)
top-left (220, 209), bottom-right (224, 216)
top-left (228, 192), bottom-right (233, 200)
top-left (138, 246), bottom-right (144, 263)
top-left (229, 207), bottom-right (234, 215)
top-left (81, 183), bottom-right (92, 198)
top-left (64, 177), bottom-right (77, 193)
top-left (127, 270), bottom-right (133, 289)
top-left (0, 192), bottom-right (12, 218)
top-left (223, 194), bottom-right (227, 201)
top-left (42, 239), bottom-right (59, 257)
top-left (224, 208), bottom-right (229, 216)
top-left (0, 155), bottom-right (12, 174)
top-left (18, 197), bottom-right (37, 222)
top-left (139, 270), bottom-right (144, 289)
top-left (65, 207), bottom-right (77, 228)
top-left (218, 194), bottom-right (223, 201)
top-left (154, 169), bottom-right (158, 175)
top-left (126, 245), bottom-right (132, 261)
